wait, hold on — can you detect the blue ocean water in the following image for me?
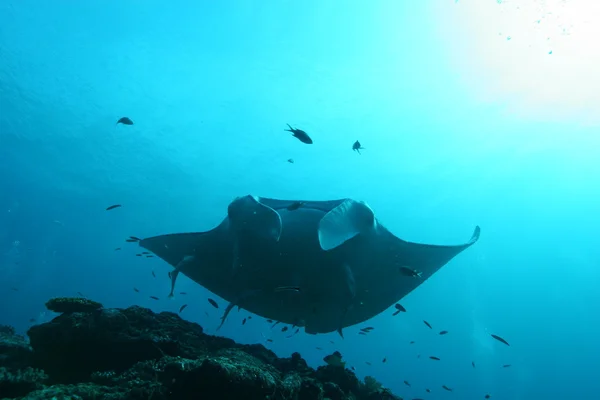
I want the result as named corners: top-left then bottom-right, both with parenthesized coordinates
top-left (1, 0), bottom-right (599, 398)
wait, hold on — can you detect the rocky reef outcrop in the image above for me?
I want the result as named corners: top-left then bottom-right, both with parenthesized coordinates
top-left (0, 297), bottom-right (401, 400)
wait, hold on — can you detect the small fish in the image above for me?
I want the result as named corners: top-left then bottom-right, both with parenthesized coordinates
top-left (287, 158), bottom-right (294, 163)
top-left (286, 328), bottom-right (300, 338)
top-left (151, 271), bottom-right (156, 278)
top-left (285, 124), bottom-right (313, 144)
top-left (266, 339), bottom-right (273, 343)
top-left (133, 288), bottom-right (140, 292)
top-left (207, 298), bottom-right (219, 308)
top-left (442, 385), bottom-right (453, 392)
top-left (286, 202), bottom-right (305, 211)
top-left (472, 361), bottom-right (475, 368)
top-left (242, 318), bottom-right (247, 325)
top-left (271, 321), bottom-right (280, 328)
top-left (423, 320), bottom-right (432, 329)
top-left (114, 247), bottom-right (121, 251)
top-left (429, 356), bottom-right (440, 361)
top-left (136, 254), bottom-right (142, 257)
top-left (394, 303), bottom-right (406, 312)
top-left (179, 292), bottom-right (187, 295)
top-left (146, 255), bottom-right (154, 258)
top-left (358, 332), bottom-right (367, 336)
top-left (248, 316), bottom-right (252, 319)
top-left (106, 204), bottom-right (122, 211)
top-left (439, 330), bottom-right (448, 335)
top-left (126, 239), bottom-right (138, 243)
top-left (382, 357), bottom-right (387, 363)
top-left (316, 347), bottom-right (323, 350)
top-left (116, 117), bottom-right (133, 126)
top-left (410, 341), bottom-right (415, 344)
top-left (266, 319), bottom-right (273, 323)
top-left (360, 327), bottom-right (374, 332)
top-left (149, 296), bottom-right (159, 300)
top-left (425, 389), bottom-right (431, 393)
top-left (281, 326), bottom-right (289, 332)
top-left (29, 318), bottom-right (36, 322)
top-left (352, 140), bottom-right (365, 154)
top-left (77, 292), bottom-right (85, 297)
top-left (141, 251), bottom-right (149, 255)
top-left (485, 395), bottom-right (491, 399)
top-left (392, 310), bottom-right (400, 316)
top-left (11, 287), bottom-right (18, 291)
top-left (323, 351), bottom-right (345, 368)
top-left (179, 304), bottom-right (188, 313)
top-left (274, 285), bottom-right (301, 292)
top-left (129, 236), bottom-right (142, 241)
top-left (404, 380), bottom-right (411, 387)
top-left (399, 266), bottom-right (422, 278)
top-left (350, 366), bottom-right (355, 371)
top-left (329, 341), bottom-right (334, 344)
top-left (491, 334), bottom-right (510, 346)
top-left (502, 364), bottom-right (511, 368)
top-left (365, 361), bottom-right (372, 366)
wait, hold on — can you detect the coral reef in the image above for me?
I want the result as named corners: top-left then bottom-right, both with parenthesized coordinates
top-left (0, 298), bottom-right (401, 399)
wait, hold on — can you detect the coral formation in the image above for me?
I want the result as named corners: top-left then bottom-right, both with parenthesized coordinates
top-left (0, 300), bottom-right (402, 399)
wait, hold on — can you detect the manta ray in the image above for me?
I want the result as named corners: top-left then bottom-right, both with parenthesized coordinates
top-left (139, 195), bottom-right (480, 336)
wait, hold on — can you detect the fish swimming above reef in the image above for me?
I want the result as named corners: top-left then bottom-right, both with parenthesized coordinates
top-left (139, 195), bottom-right (480, 336)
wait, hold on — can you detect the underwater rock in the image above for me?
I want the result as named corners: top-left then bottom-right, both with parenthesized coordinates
top-left (44, 297), bottom-right (103, 314)
top-left (0, 298), bottom-right (402, 399)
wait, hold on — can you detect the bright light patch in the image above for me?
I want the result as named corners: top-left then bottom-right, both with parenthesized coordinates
top-left (439, 0), bottom-right (600, 124)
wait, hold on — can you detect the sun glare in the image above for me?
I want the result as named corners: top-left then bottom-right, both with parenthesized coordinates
top-left (440, 0), bottom-right (600, 124)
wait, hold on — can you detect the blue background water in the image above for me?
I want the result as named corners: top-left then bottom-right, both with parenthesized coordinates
top-left (1, 1), bottom-right (599, 399)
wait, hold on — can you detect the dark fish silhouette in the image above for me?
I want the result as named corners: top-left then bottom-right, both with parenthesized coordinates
top-left (423, 320), bottom-right (432, 329)
top-left (352, 140), bottom-right (364, 154)
top-left (208, 298), bottom-right (219, 308)
top-left (151, 271), bottom-right (156, 277)
top-left (503, 364), bottom-right (511, 368)
top-left (106, 204), bottom-right (121, 211)
top-left (358, 331), bottom-right (367, 335)
top-left (394, 303), bottom-right (406, 312)
top-left (180, 292), bottom-right (187, 295)
top-left (136, 254), bottom-right (142, 257)
top-left (281, 326), bottom-right (288, 332)
top-left (149, 296), bottom-right (159, 300)
top-left (485, 395), bottom-right (491, 399)
top-left (286, 201), bottom-right (305, 211)
top-left (382, 357), bottom-right (387, 363)
top-left (287, 158), bottom-right (294, 163)
top-left (285, 124), bottom-right (313, 144)
top-left (410, 341), bottom-right (415, 344)
top-left (404, 380), bottom-right (411, 387)
top-left (242, 318), bottom-right (247, 325)
top-left (133, 288), bottom-right (140, 292)
top-left (472, 361), bottom-right (476, 368)
top-left (429, 356), bottom-right (440, 360)
top-left (442, 385), bottom-right (452, 392)
top-left (426, 388), bottom-right (431, 393)
top-left (439, 330), bottom-right (448, 335)
top-left (179, 304), bottom-right (188, 313)
top-left (126, 239), bottom-right (138, 243)
top-left (491, 334), bottom-right (510, 346)
top-left (114, 247), bottom-right (121, 251)
top-left (400, 266), bottom-right (423, 278)
top-left (129, 236), bottom-right (142, 241)
top-left (116, 117), bottom-right (133, 126)
top-left (365, 362), bottom-right (372, 366)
